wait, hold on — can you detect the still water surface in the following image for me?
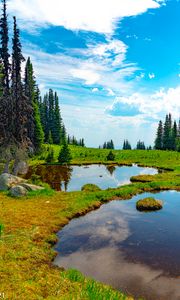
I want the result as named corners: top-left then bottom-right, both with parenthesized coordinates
top-left (54, 191), bottom-right (180, 300)
top-left (25, 164), bottom-right (158, 191)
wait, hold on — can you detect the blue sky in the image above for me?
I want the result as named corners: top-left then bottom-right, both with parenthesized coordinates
top-left (7, 0), bottom-right (180, 147)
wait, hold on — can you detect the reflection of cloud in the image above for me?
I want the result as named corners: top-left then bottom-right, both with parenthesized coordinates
top-left (55, 246), bottom-right (180, 300)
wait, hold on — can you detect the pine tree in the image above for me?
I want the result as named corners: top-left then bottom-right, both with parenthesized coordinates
top-left (40, 93), bottom-right (49, 142)
top-left (48, 89), bottom-right (55, 142)
top-left (47, 131), bottom-right (53, 144)
top-left (11, 16), bottom-right (29, 147)
top-left (33, 85), bottom-right (44, 150)
top-left (61, 123), bottom-right (67, 144)
top-left (53, 92), bottom-right (62, 144)
top-left (107, 150), bottom-right (115, 161)
top-left (155, 120), bottom-right (163, 150)
top-left (58, 141), bottom-right (72, 164)
top-left (163, 114), bottom-right (171, 150)
top-left (171, 121), bottom-right (177, 151)
top-left (0, 0), bottom-right (11, 147)
top-left (24, 57), bottom-right (35, 144)
top-left (0, 0), bottom-right (10, 92)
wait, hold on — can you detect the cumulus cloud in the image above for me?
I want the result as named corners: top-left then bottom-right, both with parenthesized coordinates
top-left (106, 86), bottom-right (180, 119)
top-left (8, 0), bottom-right (163, 34)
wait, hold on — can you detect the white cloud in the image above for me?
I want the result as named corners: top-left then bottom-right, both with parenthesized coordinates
top-left (23, 38), bottom-right (138, 95)
top-left (106, 88), bottom-right (115, 96)
top-left (92, 88), bottom-right (99, 93)
top-left (106, 86), bottom-right (180, 119)
top-left (148, 73), bottom-right (155, 79)
top-left (8, 0), bottom-right (163, 34)
top-left (70, 69), bottom-right (100, 85)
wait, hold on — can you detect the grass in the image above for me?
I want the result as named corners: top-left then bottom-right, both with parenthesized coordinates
top-left (31, 145), bottom-right (180, 171)
top-left (1, 146), bottom-right (180, 299)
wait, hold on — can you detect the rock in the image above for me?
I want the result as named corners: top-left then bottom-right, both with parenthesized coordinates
top-left (136, 197), bottom-right (163, 212)
top-left (0, 173), bottom-right (25, 191)
top-left (20, 183), bottom-right (44, 191)
top-left (17, 161), bottom-right (29, 175)
top-left (10, 185), bottom-right (28, 197)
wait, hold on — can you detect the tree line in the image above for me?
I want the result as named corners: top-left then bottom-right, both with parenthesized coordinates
top-left (0, 0), bottom-right (85, 171)
top-left (155, 114), bottom-right (180, 151)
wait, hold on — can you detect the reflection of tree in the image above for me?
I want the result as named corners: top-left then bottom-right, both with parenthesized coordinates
top-left (106, 165), bottom-right (116, 176)
top-left (25, 165), bottom-right (73, 191)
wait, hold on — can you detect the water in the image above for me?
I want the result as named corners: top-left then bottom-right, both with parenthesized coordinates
top-left (54, 191), bottom-right (180, 300)
top-left (25, 164), bottom-right (158, 191)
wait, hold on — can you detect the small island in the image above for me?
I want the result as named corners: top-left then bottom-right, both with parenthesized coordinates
top-left (136, 197), bottom-right (163, 211)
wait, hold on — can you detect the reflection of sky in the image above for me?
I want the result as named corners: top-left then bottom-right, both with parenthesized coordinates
top-left (65, 164), bottom-right (157, 191)
top-left (54, 191), bottom-right (180, 300)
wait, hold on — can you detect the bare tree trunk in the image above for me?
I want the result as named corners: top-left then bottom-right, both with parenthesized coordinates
top-left (12, 159), bottom-right (19, 176)
top-left (3, 159), bottom-right (10, 173)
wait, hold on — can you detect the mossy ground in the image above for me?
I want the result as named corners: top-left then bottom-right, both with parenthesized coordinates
top-left (1, 146), bottom-right (180, 299)
top-left (136, 197), bottom-right (163, 211)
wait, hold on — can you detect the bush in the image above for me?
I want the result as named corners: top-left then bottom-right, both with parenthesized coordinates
top-left (106, 151), bottom-right (115, 161)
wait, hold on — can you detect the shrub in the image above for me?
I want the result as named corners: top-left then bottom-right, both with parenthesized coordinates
top-left (106, 151), bottom-right (115, 161)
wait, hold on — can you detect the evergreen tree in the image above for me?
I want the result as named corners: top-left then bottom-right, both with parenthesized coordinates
top-left (107, 150), bottom-right (115, 161)
top-left (48, 89), bottom-right (55, 141)
top-left (58, 141), bottom-right (72, 164)
top-left (11, 16), bottom-right (29, 147)
top-left (61, 123), bottom-right (67, 144)
top-left (136, 140), bottom-right (146, 150)
top-left (171, 121), bottom-right (177, 151)
top-left (40, 93), bottom-right (49, 142)
top-left (155, 120), bottom-right (163, 150)
top-left (53, 92), bottom-right (62, 144)
top-left (33, 85), bottom-right (44, 150)
top-left (163, 114), bottom-right (171, 150)
top-left (0, 0), bottom-right (11, 147)
top-left (47, 131), bottom-right (53, 144)
top-left (0, 0), bottom-right (10, 92)
top-left (123, 140), bottom-right (131, 150)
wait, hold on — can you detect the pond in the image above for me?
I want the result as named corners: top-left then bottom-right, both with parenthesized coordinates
top-left (25, 164), bottom-right (158, 191)
top-left (54, 190), bottom-right (180, 300)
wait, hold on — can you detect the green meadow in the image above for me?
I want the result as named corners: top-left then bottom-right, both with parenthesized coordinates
top-left (1, 147), bottom-right (180, 299)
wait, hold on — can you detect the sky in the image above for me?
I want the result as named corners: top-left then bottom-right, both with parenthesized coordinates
top-left (7, 0), bottom-right (180, 148)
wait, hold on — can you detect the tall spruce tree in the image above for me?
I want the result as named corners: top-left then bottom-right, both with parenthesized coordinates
top-left (0, 0), bottom-right (11, 146)
top-left (163, 114), bottom-right (171, 150)
top-left (0, 0), bottom-right (10, 92)
top-left (33, 85), bottom-right (44, 150)
top-left (53, 92), bottom-right (62, 144)
top-left (171, 120), bottom-right (177, 151)
top-left (155, 120), bottom-right (163, 150)
top-left (11, 16), bottom-right (29, 146)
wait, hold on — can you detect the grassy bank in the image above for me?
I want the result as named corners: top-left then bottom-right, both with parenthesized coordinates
top-left (31, 145), bottom-right (180, 171)
top-left (1, 148), bottom-right (180, 299)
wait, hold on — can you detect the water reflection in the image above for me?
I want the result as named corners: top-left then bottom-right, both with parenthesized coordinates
top-left (54, 191), bottom-right (180, 300)
top-left (25, 165), bottom-right (72, 191)
top-left (25, 164), bottom-right (158, 191)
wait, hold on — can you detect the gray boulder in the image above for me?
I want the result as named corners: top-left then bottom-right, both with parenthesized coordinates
top-left (20, 183), bottom-right (44, 191)
top-left (0, 173), bottom-right (25, 191)
top-left (10, 185), bottom-right (28, 197)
